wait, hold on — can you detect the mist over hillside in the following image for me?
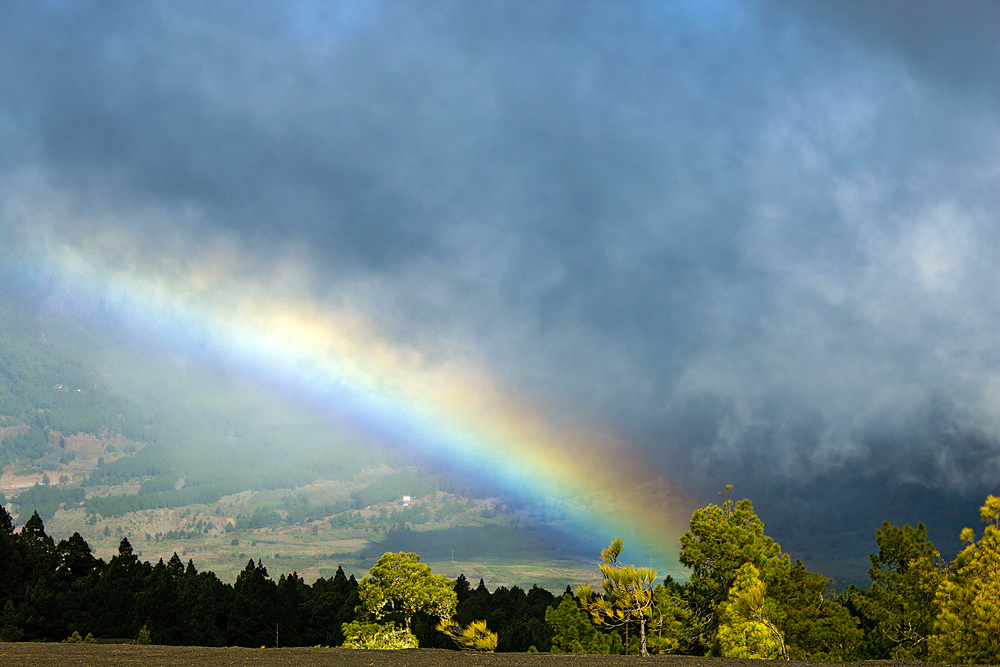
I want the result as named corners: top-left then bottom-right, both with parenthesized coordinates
top-left (0, 286), bottom-right (617, 587)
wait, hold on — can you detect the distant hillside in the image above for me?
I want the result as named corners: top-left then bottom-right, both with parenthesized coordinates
top-left (0, 294), bottom-right (147, 467)
top-left (0, 290), bottom-right (600, 589)
top-left (0, 289), bottom-right (388, 519)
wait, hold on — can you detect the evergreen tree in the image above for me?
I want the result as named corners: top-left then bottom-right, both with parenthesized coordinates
top-left (578, 538), bottom-right (657, 656)
top-left (453, 573), bottom-right (472, 602)
top-left (0, 506), bottom-right (26, 606)
top-left (179, 566), bottom-right (233, 647)
top-left (846, 520), bottom-right (941, 659)
top-left (497, 614), bottom-right (551, 653)
top-left (678, 486), bottom-right (789, 650)
top-left (55, 533), bottom-right (100, 582)
top-left (17, 511), bottom-right (57, 576)
top-left (716, 563), bottom-right (787, 660)
top-left (135, 557), bottom-right (182, 645)
top-left (454, 578), bottom-right (491, 627)
top-left (647, 577), bottom-right (688, 654)
top-left (228, 559), bottom-right (279, 647)
top-left (14, 512), bottom-right (60, 640)
top-left (305, 566), bottom-right (358, 647)
top-left (928, 495), bottom-right (1000, 664)
top-left (437, 618), bottom-right (498, 651)
top-left (0, 600), bottom-right (24, 642)
top-left (90, 538), bottom-right (150, 639)
top-left (769, 560), bottom-right (862, 660)
top-left (275, 571), bottom-right (310, 647)
top-left (545, 594), bottom-right (615, 653)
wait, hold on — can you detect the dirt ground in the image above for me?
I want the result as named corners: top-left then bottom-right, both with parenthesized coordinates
top-left (0, 644), bottom-right (976, 667)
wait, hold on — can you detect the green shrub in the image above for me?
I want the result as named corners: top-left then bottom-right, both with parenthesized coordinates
top-left (341, 621), bottom-right (418, 649)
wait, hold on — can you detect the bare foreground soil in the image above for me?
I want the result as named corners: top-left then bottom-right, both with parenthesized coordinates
top-left (0, 645), bottom-right (988, 667)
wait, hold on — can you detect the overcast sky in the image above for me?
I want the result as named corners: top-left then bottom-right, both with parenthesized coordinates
top-left (2, 1), bottom-right (1000, 526)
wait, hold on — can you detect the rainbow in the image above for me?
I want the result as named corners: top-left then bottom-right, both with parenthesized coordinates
top-left (4, 221), bottom-right (696, 576)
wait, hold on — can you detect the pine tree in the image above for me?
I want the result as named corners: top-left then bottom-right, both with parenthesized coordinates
top-left (0, 506), bottom-right (25, 606)
top-left (678, 486), bottom-right (789, 650)
top-left (436, 618), bottom-right (498, 651)
top-left (716, 563), bottom-right (788, 660)
top-left (769, 560), bottom-right (862, 660)
top-left (228, 559), bottom-right (279, 647)
top-left (545, 594), bottom-right (614, 653)
top-left (928, 495), bottom-right (1000, 664)
top-left (578, 537), bottom-right (658, 656)
top-left (847, 520), bottom-right (941, 659)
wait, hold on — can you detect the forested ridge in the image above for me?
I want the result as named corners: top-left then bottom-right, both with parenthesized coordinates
top-left (2, 492), bottom-right (998, 662)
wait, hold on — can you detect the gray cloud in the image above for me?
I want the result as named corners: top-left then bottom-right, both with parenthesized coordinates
top-left (2, 0), bottom-right (1000, 507)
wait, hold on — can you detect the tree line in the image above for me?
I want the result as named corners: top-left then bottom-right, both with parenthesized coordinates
top-left (1, 489), bottom-right (998, 662)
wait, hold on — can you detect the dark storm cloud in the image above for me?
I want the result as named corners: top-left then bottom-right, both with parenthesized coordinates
top-left (778, 0), bottom-right (1000, 105)
top-left (2, 0), bottom-right (1000, 502)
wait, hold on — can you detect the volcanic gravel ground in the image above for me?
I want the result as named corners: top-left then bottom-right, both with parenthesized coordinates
top-left (0, 644), bottom-right (981, 667)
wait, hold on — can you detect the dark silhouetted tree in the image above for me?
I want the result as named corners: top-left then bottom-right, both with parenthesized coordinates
top-left (228, 559), bottom-right (279, 647)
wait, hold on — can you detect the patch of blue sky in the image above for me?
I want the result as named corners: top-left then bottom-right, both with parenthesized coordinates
top-left (637, 0), bottom-right (754, 34)
top-left (285, 0), bottom-right (380, 42)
